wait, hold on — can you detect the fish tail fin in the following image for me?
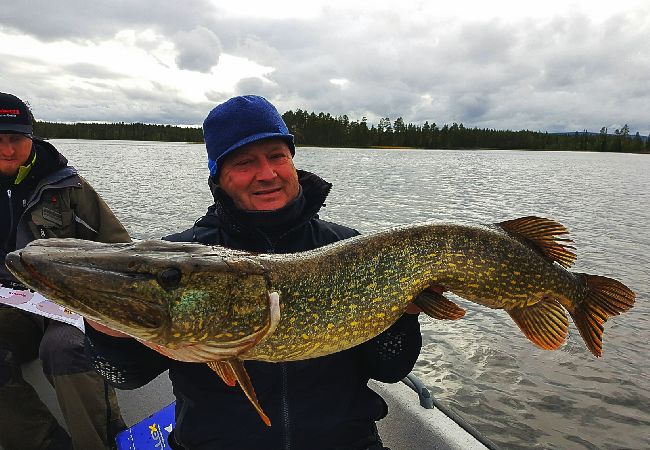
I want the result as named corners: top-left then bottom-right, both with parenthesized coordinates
top-left (570, 274), bottom-right (636, 357)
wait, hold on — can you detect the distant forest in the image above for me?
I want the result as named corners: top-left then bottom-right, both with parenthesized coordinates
top-left (33, 110), bottom-right (650, 153)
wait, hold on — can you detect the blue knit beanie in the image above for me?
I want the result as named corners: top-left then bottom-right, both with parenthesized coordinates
top-left (203, 95), bottom-right (295, 177)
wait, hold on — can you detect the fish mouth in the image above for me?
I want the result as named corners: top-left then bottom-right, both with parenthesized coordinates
top-left (5, 244), bottom-right (167, 338)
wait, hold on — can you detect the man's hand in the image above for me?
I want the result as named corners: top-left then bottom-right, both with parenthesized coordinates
top-left (86, 319), bottom-right (130, 338)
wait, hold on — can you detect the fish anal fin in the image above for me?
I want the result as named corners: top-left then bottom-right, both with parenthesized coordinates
top-left (414, 288), bottom-right (466, 320)
top-left (569, 274), bottom-right (636, 357)
top-left (207, 361), bottom-right (237, 386)
top-left (497, 216), bottom-right (577, 269)
top-left (507, 299), bottom-right (569, 350)
top-left (213, 358), bottom-right (271, 427)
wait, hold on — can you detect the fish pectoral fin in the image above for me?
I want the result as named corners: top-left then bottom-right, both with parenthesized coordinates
top-left (221, 358), bottom-right (272, 427)
top-left (207, 361), bottom-right (237, 386)
top-left (507, 299), bottom-right (569, 350)
top-left (414, 288), bottom-right (466, 320)
top-left (497, 216), bottom-right (577, 269)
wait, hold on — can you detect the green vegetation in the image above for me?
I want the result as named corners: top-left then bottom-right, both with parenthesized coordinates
top-left (33, 111), bottom-right (649, 153)
top-left (34, 121), bottom-right (203, 142)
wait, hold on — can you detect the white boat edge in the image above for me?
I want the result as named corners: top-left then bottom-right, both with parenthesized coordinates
top-left (372, 378), bottom-right (495, 450)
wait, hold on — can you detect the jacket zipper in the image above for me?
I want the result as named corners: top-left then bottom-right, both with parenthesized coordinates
top-left (4, 189), bottom-right (13, 251)
top-left (270, 237), bottom-right (290, 449)
top-left (6, 189), bottom-right (13, 228)
top-left (281, 363), bottom-right (291, 450)
top-left (260, 228), bottom-right (307, 450)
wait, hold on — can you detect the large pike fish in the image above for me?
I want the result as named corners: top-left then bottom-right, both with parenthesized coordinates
top-left (5, 216), bottom-right (635, 425)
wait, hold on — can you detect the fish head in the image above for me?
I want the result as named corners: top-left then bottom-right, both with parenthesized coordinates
top-left (5, 239), bottom-right (272, 348)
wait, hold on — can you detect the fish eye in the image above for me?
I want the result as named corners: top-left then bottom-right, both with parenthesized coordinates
top-left (157, 268), bottom-right (182, 290)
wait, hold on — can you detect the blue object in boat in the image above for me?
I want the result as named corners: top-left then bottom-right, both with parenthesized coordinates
top-left (115, 402), bottom-right (176, 449)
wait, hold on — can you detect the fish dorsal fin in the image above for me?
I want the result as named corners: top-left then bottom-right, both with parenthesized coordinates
top-left (507, 299), bottom-right (569, 350)
top-left (208, 358), bottom-right (271, 426)
top-left (497, 216), bottom-right (577, 268)
top-left (414, 287), bottom-right (466, 320)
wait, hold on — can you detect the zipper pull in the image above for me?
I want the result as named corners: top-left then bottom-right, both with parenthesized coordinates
top-left (39, 226), bottom-right (46, 238)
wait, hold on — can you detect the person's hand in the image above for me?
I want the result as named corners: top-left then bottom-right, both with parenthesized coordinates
top-left (406, 284), bottom-right (446, 314)
top-left (86, 319), bottom-right (130, 338)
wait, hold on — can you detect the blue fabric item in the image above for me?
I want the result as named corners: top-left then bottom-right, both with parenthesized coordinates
top-left (203, 95), bottom-right (295, 177)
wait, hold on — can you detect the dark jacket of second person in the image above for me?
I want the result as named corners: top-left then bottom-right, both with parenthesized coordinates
top-left (1, 138), bottom-right (130, 282)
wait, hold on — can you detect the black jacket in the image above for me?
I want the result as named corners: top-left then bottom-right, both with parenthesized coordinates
top-left (85, 170), bottom-right (422, 450)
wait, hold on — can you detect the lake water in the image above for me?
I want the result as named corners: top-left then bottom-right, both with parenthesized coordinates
top-left (52, 140), bottom-right (649, 450)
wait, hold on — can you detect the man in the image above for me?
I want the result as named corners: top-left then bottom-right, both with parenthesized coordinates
top-left (84, 95), bottom-right (423, 449)
top-left (0, 92), bottom-right (130, 450)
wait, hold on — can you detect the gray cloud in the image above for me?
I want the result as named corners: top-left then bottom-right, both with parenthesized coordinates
top-left (0, 55), bottom-right (209, 126)
top-left (1, 0), bottom-right (222, 73)
top-left (62, 63), bottom-right (124, 80)
top-left (1, 2), bottom-right (649, 134)
top-left (254, 9), bottom-right (650, 133)
top-left (171, 27), bottom-right (222, 72)
top-left (0, 0), bottom-right (217, 41)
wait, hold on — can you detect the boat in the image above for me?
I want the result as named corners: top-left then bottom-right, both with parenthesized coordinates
top-left (18, 359), bottom-right (497, 449)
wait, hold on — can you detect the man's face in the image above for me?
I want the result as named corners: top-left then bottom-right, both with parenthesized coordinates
top-left (218, 138), bottom-right (299, 211)
top-left (0, 133), bottom-right (32, 177)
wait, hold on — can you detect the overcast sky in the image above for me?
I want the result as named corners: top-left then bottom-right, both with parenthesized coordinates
top-left (1, 0), bottom-right (648, 134)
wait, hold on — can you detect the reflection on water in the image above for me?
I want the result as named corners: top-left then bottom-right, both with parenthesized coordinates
top-left (56, 140), bottom-right (650, 450)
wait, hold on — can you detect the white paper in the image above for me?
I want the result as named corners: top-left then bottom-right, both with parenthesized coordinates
top-left (0, 284), bottom-right (85, 332)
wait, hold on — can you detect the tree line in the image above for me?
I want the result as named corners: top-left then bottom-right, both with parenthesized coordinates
top-left (34, 121), bottom-right (203, 143)
top-left (33, 112), bottom-right (650, 153)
